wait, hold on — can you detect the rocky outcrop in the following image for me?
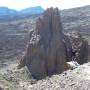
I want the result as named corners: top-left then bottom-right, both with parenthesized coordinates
top-left (18, 8), bottom-right (67, 80)
top-left (67, 32), bottom-right (89, 64)
top-left (63, 35), bottom-right (72, 62)
top-left (18, 8), bottom-right (89, 80)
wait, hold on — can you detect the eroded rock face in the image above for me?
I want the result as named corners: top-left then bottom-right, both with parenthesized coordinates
top-left (18, 8), bottom-right (67, 80)
top-left (63, 35), bottom-right (72, 62)
top-left (18, 8), bottom-right (89, 80)
top-left (67, 32), bottom-right (89, 64)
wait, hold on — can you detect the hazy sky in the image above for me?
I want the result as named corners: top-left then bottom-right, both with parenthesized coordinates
top-left (0, 0), bottom-right (90, 10)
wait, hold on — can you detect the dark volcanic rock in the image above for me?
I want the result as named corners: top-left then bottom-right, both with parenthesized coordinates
top-left (67, 32), bottom-right (89, 64)
top-left (63, 35), bottom-right (72, 62)
top-left (18, 8), bottom-right (67, 80)
top-left (18, 8), bottom-right (89, 80)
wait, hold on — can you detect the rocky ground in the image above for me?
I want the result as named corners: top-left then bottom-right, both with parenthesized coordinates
top-left (24, 62), bottom-right (90, 90)
top-left (1, 62), bottom-right (90, 90)
top-left (0, 62), bottom-right (32, 90)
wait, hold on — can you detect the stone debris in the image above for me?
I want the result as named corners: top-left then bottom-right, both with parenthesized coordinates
top-left (27, 62), bottom-right (90, 90)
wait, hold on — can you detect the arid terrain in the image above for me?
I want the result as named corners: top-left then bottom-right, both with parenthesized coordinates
top-left (0, 5), bottom-right (90, 90)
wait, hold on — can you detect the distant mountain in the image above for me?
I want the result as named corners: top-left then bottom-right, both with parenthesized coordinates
top-left (0, 6), bottom-right (44, 15)
top-left (20, 6), bottom-right (44, 15)
top-left (0, 6), bottom-right (18, 15)
top-left (0, 6), bottom-right (44, 22)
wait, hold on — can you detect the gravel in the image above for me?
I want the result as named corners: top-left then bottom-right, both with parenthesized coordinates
top-left (26, 62), bottom-right (90, 90)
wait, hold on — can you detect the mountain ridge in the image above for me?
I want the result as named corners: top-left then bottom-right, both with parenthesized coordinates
top-left (20, 6), bottom-right (44, 15)
top-left (0, 6), bottom-right (18, 15)
top-left (0, 6), bottom-right (44, 15)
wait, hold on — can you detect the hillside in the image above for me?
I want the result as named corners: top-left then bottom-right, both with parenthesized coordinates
top-left (0, 5), bottom-right (90, 90)
top-left (0, 5), bottom-right (90, 63)
top-left (61, 5), bottom-right (90, 44)
top-left (0, 17), bottom-right (37, 62)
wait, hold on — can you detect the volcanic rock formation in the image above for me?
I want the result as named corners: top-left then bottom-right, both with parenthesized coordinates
top-left (67, 32), bottom-right (89, 64)
top-left (18, 8), bottom-right (67, 79)
top-left (18, 8), bottom-right (89, 80)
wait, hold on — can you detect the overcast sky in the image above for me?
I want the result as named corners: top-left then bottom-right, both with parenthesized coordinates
top-left (0, 0), bottom-right (90, 10)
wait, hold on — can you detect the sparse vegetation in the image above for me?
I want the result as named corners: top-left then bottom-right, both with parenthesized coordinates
top-left (0, 67), bottom-right (32, 90)
top-left (0, 74), bottom-right (16, 90)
